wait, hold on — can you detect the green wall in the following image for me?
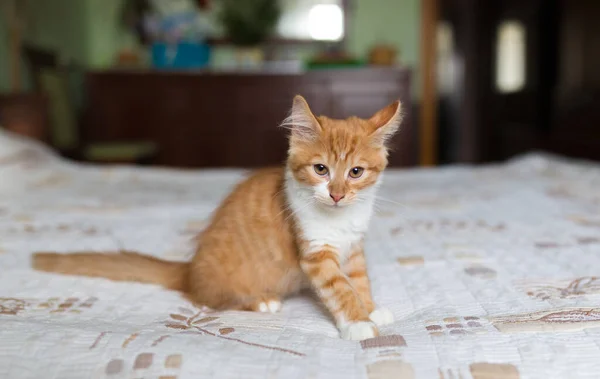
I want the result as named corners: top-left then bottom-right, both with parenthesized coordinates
top-left (349, 0), bottom-right (420, 72)
top-left (1, 0), bottom-right (420, 95)
top-left (25, 0), bottom-right (89, 63)
top-left (0, 0), bottom-right (89, 92)
top-left (349, 0), bottom-right (420, 97)
top-left (85, 0), bottom-right (137, 68)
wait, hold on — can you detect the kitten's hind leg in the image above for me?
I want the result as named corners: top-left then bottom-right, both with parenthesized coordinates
top-left (241, 296), bottom-right (282, 313)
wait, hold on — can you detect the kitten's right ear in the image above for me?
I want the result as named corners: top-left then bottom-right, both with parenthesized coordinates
top-left (368, 100), bottom-right (403, 146)
top-left (281, 95), bottom-right (322, 140)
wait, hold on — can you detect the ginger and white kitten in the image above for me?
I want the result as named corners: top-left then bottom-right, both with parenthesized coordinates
top-left (33, 95), bottom-right (402, 340)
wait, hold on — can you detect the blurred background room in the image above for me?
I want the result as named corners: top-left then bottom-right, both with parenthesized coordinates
top-left (0, 0), bottom-right (599, 168)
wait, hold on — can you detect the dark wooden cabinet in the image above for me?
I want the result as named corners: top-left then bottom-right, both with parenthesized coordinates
top-left (83, 68), bottom-right (413, 168)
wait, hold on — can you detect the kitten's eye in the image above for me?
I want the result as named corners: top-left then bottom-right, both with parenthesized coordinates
top-left (313, 164), bottom-right (329, 176)
top-left (349, 167), bottom-right (364, 178)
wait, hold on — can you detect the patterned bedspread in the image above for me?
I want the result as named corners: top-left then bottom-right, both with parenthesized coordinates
top-left (1, 129), bottom-right (600, 379)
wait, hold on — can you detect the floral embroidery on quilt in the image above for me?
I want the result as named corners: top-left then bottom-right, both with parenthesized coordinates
top-left (517, 277), bottom-right (600, 300)
top-left (390, 219), bottom-right (506, 236)
top-left (0, 298), bottom-right (27, 315)
top-left (162, 307), bottom-right (305, 357)
top-left (491, 308), bottom-right (600, 332)
top-left (425, 316), bottom-right (488, 338)
top-left (0, 297), bottom-right (97, 316)
top-left (366, 360), bottom-right (414, 379)
top-left (105, 352), bottom-right (183, 378)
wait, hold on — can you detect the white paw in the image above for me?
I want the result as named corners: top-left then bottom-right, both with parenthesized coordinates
top-left (258, 300), bottom-right (282, 313)
top-left (339, 321), bottom-right (378, 340)
top-left (369, 308), bottom-right (394, 326)
top-left (267, 300), bottom-right (282, 313)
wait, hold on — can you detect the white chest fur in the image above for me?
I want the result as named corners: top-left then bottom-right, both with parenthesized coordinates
top-left (285, 171), bottom-right (377, 262)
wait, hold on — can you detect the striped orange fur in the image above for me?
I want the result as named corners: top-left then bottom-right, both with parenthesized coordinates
top-left (300, 248), bottom-right (372, 328)
top-left (32, 95), bottom-right (402, 340)
top-left (344, 248), bottom-right (376, 314)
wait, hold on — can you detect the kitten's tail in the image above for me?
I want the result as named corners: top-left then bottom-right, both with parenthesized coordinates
top-left (32, 251), bottom-right (189, 291)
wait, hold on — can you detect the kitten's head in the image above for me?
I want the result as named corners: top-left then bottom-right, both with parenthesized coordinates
top-left (284, 95), bottom-right (402, 208)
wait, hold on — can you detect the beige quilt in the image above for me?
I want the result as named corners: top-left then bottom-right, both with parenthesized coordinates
top-left (1, 129), bottom-right (600, 379)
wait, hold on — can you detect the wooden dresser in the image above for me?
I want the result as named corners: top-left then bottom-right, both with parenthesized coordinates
top-left (83, 67), bottom-right (414, 168)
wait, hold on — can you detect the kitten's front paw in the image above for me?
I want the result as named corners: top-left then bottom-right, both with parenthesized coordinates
top-left (369, 308), bottom-right (394, 326)
top-left (339, 321), bottom-right (379, 340)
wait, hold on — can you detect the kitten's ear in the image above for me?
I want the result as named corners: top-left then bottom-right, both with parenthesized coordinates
top-left (281, 95), bottom-right (322, 141)
top-left (368, 100), bottom-right (403, 146)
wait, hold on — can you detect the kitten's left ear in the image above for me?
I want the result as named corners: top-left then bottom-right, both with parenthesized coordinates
top-left (368, 100), bottom-right (403, 146)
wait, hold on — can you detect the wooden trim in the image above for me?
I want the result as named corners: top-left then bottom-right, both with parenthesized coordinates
top-left (419, 0), bottom-right (439, 166)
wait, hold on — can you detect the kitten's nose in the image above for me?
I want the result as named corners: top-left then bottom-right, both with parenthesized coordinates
top-left (330, 193), bottom-right (345, 203)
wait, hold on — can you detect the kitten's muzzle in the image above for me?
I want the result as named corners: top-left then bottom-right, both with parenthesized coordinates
top-left (330, 193), bottom-right (345, 203)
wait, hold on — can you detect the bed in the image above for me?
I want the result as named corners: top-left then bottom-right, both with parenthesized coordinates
top-left (1, 128), bottom-right (599, 379)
